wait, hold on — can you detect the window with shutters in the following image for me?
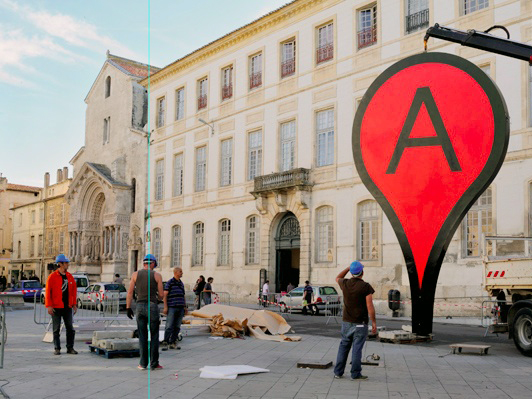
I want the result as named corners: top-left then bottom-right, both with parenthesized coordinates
top-left (172, 225), bottom-right (181, 267)
top-left (246, 215), bottom-right (260, 264)
top-left (195, 147), bottom-right (207, 192)
top-left (220, 139), bottom-right (232, 187)
top-left (153, 228), bottom-right (161, 263)
top-left (59, 232), bottom-right (65, 253)
top-left (49, 206), bottom-right (55, 226)
top-left (249, 53), bottom-right (262, 89)
top-left (48, 232), bottom-right (53, 256)
top-left (192, 222), bottom-right (204, 266)
top-left (155, 159), bottom-right (164, 201)
top-left (248, 130), bottom-right (262, 180)
top-left (358, 4), bottom-right (377, 49)
top-left (316, 22), bottom-right (334, 64)
top-left (280, 120), bottom-right (296, 172)
top-left (173, 153), bottom-right (184, 197)
top-left (218, 219), bottom-right (231, 265)
top-left (463, 187), bottom-right (493, 257)
top-left (30, 236), bottom-right (35, 257)
top-left (175, 87), bottom-right (185, 120)
top-left (316, 206), bottom-right (334, 262)
top-left (281, 39), bottom-right (296, 78)
top-left (157, 97), bottom-right (166, 128)
top-left (358, 201), bottom-right (380, 261)
top-left (38, 235), bottom-right (43, 256)
top-left (221, 66), bottom-right (233, 100)
top-left (197, 78), bottom-right (208, 110)
top-left (316, 109), bottom-right (334, 167)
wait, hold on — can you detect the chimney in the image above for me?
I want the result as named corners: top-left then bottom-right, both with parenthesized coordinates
top-left (57, 169), bottom-right (62, 183)
top-left (63, 167), bottom-right (69, 180)
top-left (44, 172), bottom-right (50, 188)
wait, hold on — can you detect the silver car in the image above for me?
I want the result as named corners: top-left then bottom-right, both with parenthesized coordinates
top-left (279, 286), bottom-right (340, 315)
top-left (77, 282), bottom-right (127, 310)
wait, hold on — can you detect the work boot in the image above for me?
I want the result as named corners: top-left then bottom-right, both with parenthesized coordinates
top-left (54, 349), bottom-right (61, 355)
top-left (66, 348), bottom-right (78, 355)
top-left (351, 375), bottom-right (368, 380)
top-left (161, 341), bottom-right (169, 351)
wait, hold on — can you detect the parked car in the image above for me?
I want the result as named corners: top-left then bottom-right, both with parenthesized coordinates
top-left (9, 280), bottom-right (43, 301)
top-left (77, 282), bottom-right (127, 310)
top-left (279, 286), bottom-right (340, 315)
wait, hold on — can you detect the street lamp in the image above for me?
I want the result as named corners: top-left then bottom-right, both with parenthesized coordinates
top-left (198, 118), bottom-right (215, 136)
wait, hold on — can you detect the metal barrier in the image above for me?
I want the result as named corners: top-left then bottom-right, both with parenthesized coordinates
top-left (213, 291), bottom-right (231, 306)
top-left (325, 295), bottom-right (343, 325)
top-left (0, 300), bottom-right (5, 369)
top-left (481, 299), bottom-right (510, 336)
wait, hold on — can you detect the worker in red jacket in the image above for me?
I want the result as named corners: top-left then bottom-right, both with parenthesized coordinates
top-left (45, 254), bottom-right (78, 355)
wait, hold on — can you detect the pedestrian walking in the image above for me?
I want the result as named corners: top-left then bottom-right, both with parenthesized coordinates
top-left (302, 281), bottom-right (314, 315)
top-left (44, 254), bottom-right (78, 355)
top-left (203, 277), bottom-right (214, 305)
top-left (0, 275), bottom-right (6, 291)
top-left (194, 275), bottom-right (206, 309)
top-left (262, 280), bottom-right (269, 307)
top-left (162, 267), bottom-right (187, 351)
top-left (333, 261), bottom-right (377, 381)
top-left (126, 254), bottom-right (164, 371)
top-left (113, 273), bottom-right (123, 284)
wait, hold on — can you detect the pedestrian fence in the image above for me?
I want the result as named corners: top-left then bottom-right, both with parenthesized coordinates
top-left (0, 300), bottom-right (6, 369)
top-left (34, 292), bottom-right (129, 338)
top-left (325, 295), bottom-right (343, 325)
top-left (189, 291), bottom-right (231, 311)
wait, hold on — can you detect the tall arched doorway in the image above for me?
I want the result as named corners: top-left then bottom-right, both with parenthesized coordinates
top-left (275, 213), bottom-right (300, 292)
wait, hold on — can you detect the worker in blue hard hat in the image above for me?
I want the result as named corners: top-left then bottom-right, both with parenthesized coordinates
top-left (126, 254), bottom-right (164, 370)
top-left (45, 254), bottom-right (78, 355)
top-left (333, 260), bottom-right (377, 381)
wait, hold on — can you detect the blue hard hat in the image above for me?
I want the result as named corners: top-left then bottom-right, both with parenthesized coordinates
top-left (55, 254), bottom-right (70, 263)
top-left (143, 254), bottom-right (157, 267)
top-left (350, 261), bottom-right (364, 276)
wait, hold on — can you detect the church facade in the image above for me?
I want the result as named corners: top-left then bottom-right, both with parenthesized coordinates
top-left (66, 53), bottom-right (160, 282)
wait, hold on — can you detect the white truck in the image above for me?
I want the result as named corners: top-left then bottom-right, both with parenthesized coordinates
top-left (484, 236), bottom-right (532, 356)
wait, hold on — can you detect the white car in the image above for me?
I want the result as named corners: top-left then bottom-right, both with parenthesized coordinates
top-left (77, 282), bottom-right (127, 310)
top-left (279, 286), bottom-right (340, 315)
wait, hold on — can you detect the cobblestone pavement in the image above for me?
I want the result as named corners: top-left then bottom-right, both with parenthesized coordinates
top-left (2, 307), bottom-right (532, 399)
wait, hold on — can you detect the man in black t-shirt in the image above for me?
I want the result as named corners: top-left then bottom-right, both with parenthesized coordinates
top-left (333, 261), bottom-right (377, 380)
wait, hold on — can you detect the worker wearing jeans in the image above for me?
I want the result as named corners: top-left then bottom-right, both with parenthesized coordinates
top-left (334, 261), bottom-right (377, 380)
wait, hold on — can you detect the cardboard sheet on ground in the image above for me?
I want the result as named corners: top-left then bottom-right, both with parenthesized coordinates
top-left (199, 365), bottom-right (269, 379)
top-left (249, 326), bottom-right (301, 342)
top-left (191, 304), bottom-right (291, 335)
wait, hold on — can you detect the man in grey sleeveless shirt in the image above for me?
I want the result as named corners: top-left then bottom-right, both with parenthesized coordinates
top-left (126, 254), bottom-right (164, 370)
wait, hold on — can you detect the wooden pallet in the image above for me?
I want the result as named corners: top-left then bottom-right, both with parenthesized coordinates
top-left (89, 345), bottom-right (139, 359)
top-left (378, 335), bottom-right (433, 345)
top-left (449, 343), bottom-right (490, 355)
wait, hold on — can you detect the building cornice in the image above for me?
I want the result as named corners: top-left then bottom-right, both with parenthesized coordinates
top-left (141, 0), bottom-right (336, 87)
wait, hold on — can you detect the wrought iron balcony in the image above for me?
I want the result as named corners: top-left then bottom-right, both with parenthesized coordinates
top-left (281, 58), bottom-right (296, 78)
top-left (249, 72), bottom-right (262, 89)
top-left (252, 168), bottom-right (312, 194)
top-left (405, 9), bottom-right (429, 34)
top-left (222, 84), bottom-right (233, 100)
top-left (197, 94), bottom-right (207, 110)
top-left (357, 26), bottom-right (377, 49)
top-left (316, 43), bottom-right (334, 64)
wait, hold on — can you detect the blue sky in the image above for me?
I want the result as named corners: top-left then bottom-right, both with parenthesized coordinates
top-left (0, 0), bottom-right (290, 187)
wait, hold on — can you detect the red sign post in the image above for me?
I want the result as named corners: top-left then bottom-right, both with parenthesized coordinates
top-left (352, 52), bottom-right (509, 335)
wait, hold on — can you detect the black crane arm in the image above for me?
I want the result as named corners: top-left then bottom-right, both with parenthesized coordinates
top-left (424, 23), bottom-right (532, 64)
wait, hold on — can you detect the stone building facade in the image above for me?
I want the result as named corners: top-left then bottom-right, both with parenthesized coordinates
top-left (66, 53), bottom-right (160, 282)
top-left (142, 0), bottom-right (532, 312)
top-left (43, 169), bottom-right (72, 280)
top-left (0, 176), bottom-right (41, 280)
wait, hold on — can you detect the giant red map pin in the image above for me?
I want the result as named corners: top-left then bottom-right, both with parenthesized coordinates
top-left (352, 52), bottom-right (509, 335)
